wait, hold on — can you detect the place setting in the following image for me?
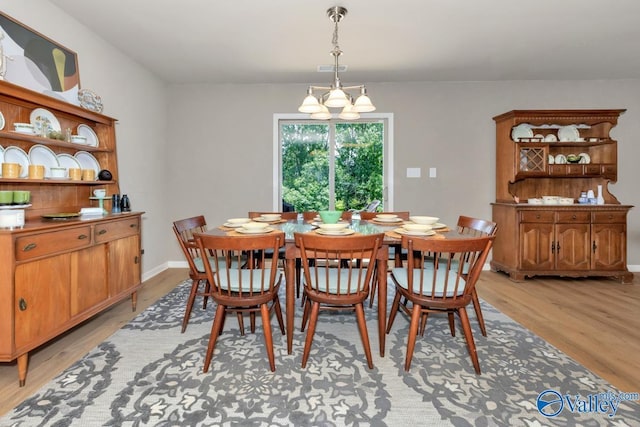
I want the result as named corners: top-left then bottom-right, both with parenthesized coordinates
top-left (313, 222), bottom-right (355, 236)
top-left (220, 218), bottom-right (276, 234)
top-left (251, 213), bottom-right (286, 223)
top-left (369, 213), bottom-right (405, 225)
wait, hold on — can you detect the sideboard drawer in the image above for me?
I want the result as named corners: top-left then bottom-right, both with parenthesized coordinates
top-left (557, 211), bottom-right (590, 223)
top-left (592, 211), bottom-right (627, 223)
top-left (94, 217), bottom-right (140, 243)
top-left (15, 226), bottom-right (92, 261)
top-left (520, 211), bottom-right (555, 223)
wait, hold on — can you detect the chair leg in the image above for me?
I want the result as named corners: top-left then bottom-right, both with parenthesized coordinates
top-left (471, 288), bottom-right (487, 337)
top-left (385, 291), bottom-right (402, 334)
top-left (260, 303), bottom-right (276, 372)
top-left (419, 312), bottom-right (429, 336)
top-left (237, 313), bottom-right (245, 336)
top-left (181, 279), bottom-right (200, 333)
top-left (355, 303), bottom-right (374, 369)
top-left (295, 259), bottom-right (302, 299)
top-left (447, 312), bottom-right (456, 337)
top-left (273, 297), bottom-right (285, 335)
top-left (301, 301), bottom-right (321, 368)
top-left (301, 297), bottom-right (311, 332)
top-left (369, 264), bottom-right (378, 308)
top-left (458, 307), bottom-right (481, 374)
top-left (404, 303), bottom-right (423, 371)
top-left (250, 312), bottom-right (256, 333)
top-left (202, 281), bottom-right (211, 309)
top-left (203, 304), bottom-right (226, 373)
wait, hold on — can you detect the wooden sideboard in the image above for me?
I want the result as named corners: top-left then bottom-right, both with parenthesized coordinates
top-left (491, 109), bottom-right (633, 283)
top-left (0, 80), bottom-right (143, 385)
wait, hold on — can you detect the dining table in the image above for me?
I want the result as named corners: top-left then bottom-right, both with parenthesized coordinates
top-left (206, 216), bottom-right (461, 359)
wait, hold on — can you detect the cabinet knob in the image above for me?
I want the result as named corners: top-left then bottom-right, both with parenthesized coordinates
top-left (78, 234), bottom-right (88, 240)
top-left (22, 243), bottom-right (37, 252)
top-left (97, 229), bottom-right (107, 235)
top-left (593, 241), bottom-right (597, 253)
top-left (536, 214), bottom-right (541, 219)
top-left (572, 215), bottom-right (577, 220)
top-left (129, 223), bottom-right (137, 228)
top-left (18, 298), bottom-right (27, 311)
top-left (134, 256), bottom-right (139, 264)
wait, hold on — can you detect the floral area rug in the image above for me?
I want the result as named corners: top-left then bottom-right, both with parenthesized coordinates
top-left (1, 279), bottom-right (639, 426)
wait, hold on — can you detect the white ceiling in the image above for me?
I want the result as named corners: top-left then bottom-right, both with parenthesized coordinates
top-left (51, 0), bottom-right (640, 85)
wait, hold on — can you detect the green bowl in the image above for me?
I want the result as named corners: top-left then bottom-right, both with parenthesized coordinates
top-left (319, 210), bottom-right (342, 224)
top-left (0, 191), bottom-right (13, 205)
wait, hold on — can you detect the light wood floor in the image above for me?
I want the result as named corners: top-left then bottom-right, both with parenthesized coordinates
top-left (0, 268), bottom-right (638, 416)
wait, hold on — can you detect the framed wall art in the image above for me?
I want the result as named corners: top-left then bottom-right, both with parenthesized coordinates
top-left (0, 12), bottom-right (80, 105)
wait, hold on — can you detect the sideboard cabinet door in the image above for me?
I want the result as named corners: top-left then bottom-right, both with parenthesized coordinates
top-left (14, 254), bottom-right (72, 350)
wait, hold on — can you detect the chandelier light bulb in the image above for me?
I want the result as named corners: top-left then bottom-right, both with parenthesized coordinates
top-left (338, 103), bottom-right (360, 120)
top-left (298, 93), bottom-right (322, 113)
top-left (325, 88), bottom-right (349, 108)
top-left (310, 104), bottom-right (332, 120)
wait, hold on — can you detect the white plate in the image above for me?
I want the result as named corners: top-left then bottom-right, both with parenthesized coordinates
top-left (74, 151), bottom-right (100, 179)
top-left (236, 227), bottom-right (274, 234)
top-left (12, 128), bottom-right (36, 135)
top-left (77, 124), bottom-right (99, 147)
top-left (0, 111), bottom-right (4, 130)
top-left (431, 223), bottom-right (447, 229)
top-left (511, 124), bottom-right (533, 141)
top-left (3, 146), bottom-right (30, 177)
top-left (544, 134), bottom-right (558, 142)
top-left (558, 125), bottom-right (579, 142)
top-left (29, 144), bottom-right (60, 178)
top-left (224, 222), bottom-right (246, 228)
top-left (57, 153), bottom-right (82, 170)
top-left (30, 108), bottom-right (61, 133)
top-left (315, 228), bottom-right (355, 236)
top-left (0, 203), bottom-right (32, 209)
top-left (253, 217), bottom-right (281, 223)
top-left (548, 154), bottom-right (555, 164)
top-left (554, 154), bottom-right (567, 164)
top-left (394, 228), bottom-right (436, 236)
top-left (372, 217), bottom-right (403, 223)
top-left (578, 152), bottom-right (591, 164)
top-left (0, 145), bottom-right (3, 176)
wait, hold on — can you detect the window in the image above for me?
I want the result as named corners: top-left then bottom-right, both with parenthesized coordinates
top-left (274, 114), bottom-right (393, 212)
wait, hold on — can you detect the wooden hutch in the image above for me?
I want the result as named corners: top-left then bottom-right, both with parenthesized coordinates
top-left (491, 109), bottom-right (633, 283)
top-left (0, 81), bottom-right (143, 385)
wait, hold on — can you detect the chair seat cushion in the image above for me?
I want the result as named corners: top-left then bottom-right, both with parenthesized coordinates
top-left (305, 268), bottom-right (368, 294)
top-left (391, 267), bottom-right (466, 297)
top-left (216, 269), bottom-right (282, 293)
top-left (193, 256), bottom-right (242, 273)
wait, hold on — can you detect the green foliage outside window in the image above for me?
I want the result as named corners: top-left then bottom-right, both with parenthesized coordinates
top-left (281, 122), bottom-right (383, 212)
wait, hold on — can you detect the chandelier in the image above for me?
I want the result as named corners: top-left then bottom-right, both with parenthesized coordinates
top-left (298, 6), bottom-right (376, 120)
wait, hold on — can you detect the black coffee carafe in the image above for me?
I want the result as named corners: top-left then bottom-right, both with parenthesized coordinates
top-left (120, 194), bottom-right (131, 212)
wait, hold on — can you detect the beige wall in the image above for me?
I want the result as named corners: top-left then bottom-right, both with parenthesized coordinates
top-left (4, 4), bottom-right (639, 275)
top-left (166, 80), bottom-right (640, 268)
top-left (3, 2), bottom-right (169, 278)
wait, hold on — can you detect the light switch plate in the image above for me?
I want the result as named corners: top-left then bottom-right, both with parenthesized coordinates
top-left (406, 167), bottom-right (421, 178)
top-left (429, 167), bottom-right (437, 178)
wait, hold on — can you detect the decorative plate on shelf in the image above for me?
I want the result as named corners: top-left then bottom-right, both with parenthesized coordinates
top-left (76, 124), bottom-right (99, 147)
top-left (30, 108), bottom-right (61, 133)
top-left (57, 153), bottom-right (82, 170)
top-left (0, 111), bottom-right (4, 130)
top-left (558, 125), bottom-right (579, 141)
top-left (74, 151), bottom-right (101, 179)
top-left (78, 89), bottom-right (104, 113)
top-left (0, 145), bottom-right (4, 176)
top-left (3, 146), bottom-right (30, 178)
top-left (29, 144), bottom-right (60, 178)
top-left (511, 123), bottom-right (533, 141)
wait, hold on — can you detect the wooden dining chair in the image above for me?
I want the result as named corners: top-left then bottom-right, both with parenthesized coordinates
top-left (294, 232), bottom-right (384, 369)
top-left (360, 211), bottom-right (410, 307)
top-left (172, 216), bottom-right (213, 333)
top-left (456, 215), bottom-right (497, 337)
top-left (386, 235), bottom-right (494, 372)
top-left (193, 231), bottom-right (286, 372)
